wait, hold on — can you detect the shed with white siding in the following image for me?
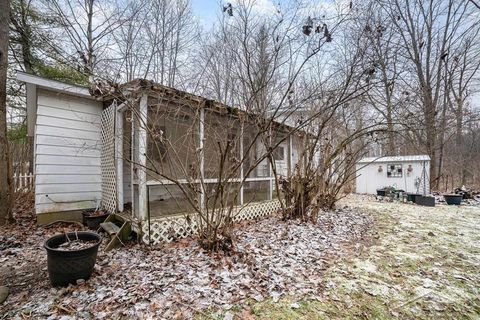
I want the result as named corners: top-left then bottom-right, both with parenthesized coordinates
top-left (355, 155), bottom-right (431, 195)
top-left (17, 72), bottom-right (103, 223)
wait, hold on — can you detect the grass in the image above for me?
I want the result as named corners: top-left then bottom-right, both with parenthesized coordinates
top-left (200, 196), bottom-right (480, 319)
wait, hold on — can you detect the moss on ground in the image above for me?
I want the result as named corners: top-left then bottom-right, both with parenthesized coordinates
top-left (201, 197), bottom-right (480, 319)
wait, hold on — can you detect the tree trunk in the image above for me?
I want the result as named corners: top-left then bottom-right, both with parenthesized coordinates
top-left (86, 0), bottom-right (95, 79)
top-left (386, 102), bottom-right (395, 155)
top-left (455, 97), bottom-right (466, 186)
top-left (423, 91), bottom-right (437, 188)
top-left (0, 0), bottom-right (13, 225)
top-left (436, 99), bottom-right (448, 191)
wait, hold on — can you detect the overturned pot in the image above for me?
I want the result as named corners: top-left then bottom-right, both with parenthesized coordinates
top-left (44, 231), bottom-right (102, 287)
top-left (443, 194), bottom-right (463, 205)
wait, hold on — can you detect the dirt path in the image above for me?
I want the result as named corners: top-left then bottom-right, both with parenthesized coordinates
top-left (240, 196), bottom-right (480, 319)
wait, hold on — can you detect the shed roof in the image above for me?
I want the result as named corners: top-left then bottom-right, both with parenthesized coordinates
top-left (357, 155), bottom-right (430, 164)
top-left (16, 71), bottom-right (92, 98)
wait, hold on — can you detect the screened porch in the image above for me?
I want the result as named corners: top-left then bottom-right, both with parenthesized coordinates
top-left (102, 81), bottom-right (305, 240)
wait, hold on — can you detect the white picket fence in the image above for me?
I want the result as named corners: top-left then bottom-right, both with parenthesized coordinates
top-left (13, 173), bottom-right (34, 192)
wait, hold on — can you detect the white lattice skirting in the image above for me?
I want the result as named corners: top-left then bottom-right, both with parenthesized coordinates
top-left (141, 200), bottom-right (282, 245)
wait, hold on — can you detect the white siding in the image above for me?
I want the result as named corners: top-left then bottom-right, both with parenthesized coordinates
top-left (35, 89), bottom-right (103, 214)
top-left (355, 160), bottom-right (430, 195)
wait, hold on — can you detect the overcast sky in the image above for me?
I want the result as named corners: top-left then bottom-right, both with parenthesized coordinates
top-left (189, 0), bottom-right (479, 110)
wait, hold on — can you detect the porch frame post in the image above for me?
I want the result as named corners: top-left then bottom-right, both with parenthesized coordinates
top-left (268, 126), bottom-right (273, 201)
top-left (287, 133), bottom-right (293, 178)
top-left (199, 107), bottom-right (205, 211)
top-left (130, 105), bottom-right (135, 220)
top-left (115, 101), bottom-right (124, 212)
top-left (138, 93), bottom-right (149, 222)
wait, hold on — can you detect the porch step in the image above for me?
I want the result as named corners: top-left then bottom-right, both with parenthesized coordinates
top-left (100, 215), bottom-right (132, 251)
top-left (99, 222), bottom-right (120, 236)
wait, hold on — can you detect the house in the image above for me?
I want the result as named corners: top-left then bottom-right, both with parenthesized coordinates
top-left (17, 72), bottom-right (307, 244)
top-left (355, 155), bottom-right (430, 195)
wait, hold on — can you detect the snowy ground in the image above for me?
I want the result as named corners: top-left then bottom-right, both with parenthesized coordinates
top-left (238, 195), bottom-right (480, 319)
top-left (0, 200), bottom-right (372, 319)
top-left (3, 195), bottom-right (477, 319)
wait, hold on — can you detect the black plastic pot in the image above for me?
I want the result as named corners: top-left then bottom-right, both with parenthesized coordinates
top-left (407, 193), bottom-right (421, 202)
top-left (443, 194), bottom-right (462, 205)
top-left (44, 231), bottom-right (102, 287)
top-left (415, 195), bottom-right (435, 207)
top-left (82, 209), bottom-right (109, 229)
top-left (376, 189), bottom-right (386, 196)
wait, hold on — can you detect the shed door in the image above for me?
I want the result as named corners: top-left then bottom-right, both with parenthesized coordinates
top-left (100, 104), bottom-right (117, 213)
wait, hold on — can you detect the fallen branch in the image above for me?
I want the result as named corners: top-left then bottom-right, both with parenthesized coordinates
top-left (391, 291), bottom-right (431, 311)
top-left (43, 220), bottom-right (84, 228)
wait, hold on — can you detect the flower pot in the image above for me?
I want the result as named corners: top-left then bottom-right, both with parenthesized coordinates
top-left (414, 195), bottom-right (435, 207)
top-left (82, 209), bottom-right (109, 229)
top-left (443, 194), bottom-right (462, 205)
top-left (407, 193), bottom-right (421, 202)
top-left (376, 189), bottom-right (386, 196)
top-left (44, 231), bottom-right (102, 287)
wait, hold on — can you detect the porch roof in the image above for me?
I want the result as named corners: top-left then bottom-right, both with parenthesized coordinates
top-left (94, 78), bottom-right (302, 133)
top-left (16, 72), bottom-right (307, 135)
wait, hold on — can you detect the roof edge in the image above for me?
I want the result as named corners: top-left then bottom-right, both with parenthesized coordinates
top-left (16, 71), bottom-right (93, 99)
top-left (357, 155), bottom-right (431, 163)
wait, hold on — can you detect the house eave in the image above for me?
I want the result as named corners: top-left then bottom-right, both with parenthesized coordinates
top-left (16, 71), bottom-right (94, 99)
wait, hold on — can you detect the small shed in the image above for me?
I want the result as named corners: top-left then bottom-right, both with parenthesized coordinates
top-left (355, 155), bottom-right (430, 195)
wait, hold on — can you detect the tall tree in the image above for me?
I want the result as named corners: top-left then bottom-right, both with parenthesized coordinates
top-left (47, 0), bottom-right (128, 80)
top-left (1, 0), bottom-right (13, 225)
top-left (388, 0), bottom-right (474, 187)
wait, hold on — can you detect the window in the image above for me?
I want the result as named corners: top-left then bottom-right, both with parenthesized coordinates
top-left (387, 163), bottom-right (402, 178)
top-left (273, 145), bottom-right (285, 161)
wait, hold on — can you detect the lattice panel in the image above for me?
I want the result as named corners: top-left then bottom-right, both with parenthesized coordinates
top-left (100, 104), bottom-right (117, 213)
top-left (142, 200), bottom-right (281, 245)
top-left (232, 200), bottom-right (281, 222)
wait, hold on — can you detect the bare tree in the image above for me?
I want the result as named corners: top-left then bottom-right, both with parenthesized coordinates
top-left (356, 2), bottom-right (402, 155)
top-left (446, 28), bottom-right (480, 186)
top-left (46, 0), bottom-right (129, 79)
top-left (387, 0), bottom-right (476, 188)
top-left (111, 0), bottom-right (199, 87)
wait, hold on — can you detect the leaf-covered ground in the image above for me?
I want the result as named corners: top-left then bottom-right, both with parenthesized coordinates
top-left (0, 199), bottom-right (371, 319)
top-left (222, 195), bottom-right (480, 319)
top-left (3, 195), bottom-right (478, 319)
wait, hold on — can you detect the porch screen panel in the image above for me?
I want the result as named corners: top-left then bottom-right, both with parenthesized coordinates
top-left (243, 125), bottom-right (269, 179)
top-left (148, 184), bottom-right (198, 218)
top-left (100, 104), bottom-right (117, 213)
top-left (204, 110), bottom-right (241, 179)
top-left (146, 102), bottom-right (199, 180)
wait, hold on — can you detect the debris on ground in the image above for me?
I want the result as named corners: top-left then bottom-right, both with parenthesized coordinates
top-left (56, 239), bottom-right (98, 251)
top-left (82, 209), bottom-right (108, 217)
top-left (432, 186), bottom-right (480, 206)
top-left (0, 199), bottom-right (373, 319)
top-left (453, 185), bottom-right (480, 200)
